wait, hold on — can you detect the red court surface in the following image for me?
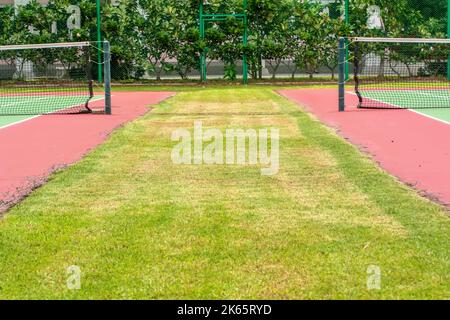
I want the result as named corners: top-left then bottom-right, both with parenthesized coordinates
top-left (279, 88), bottom-right (450, 206)
top-left (0, 91), bottom-right (174, 211)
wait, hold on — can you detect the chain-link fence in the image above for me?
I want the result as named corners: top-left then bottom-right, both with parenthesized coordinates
top-left (348, 0), bottom-right (447, 38)
top-left (0, 0), bottom-right (448, 82)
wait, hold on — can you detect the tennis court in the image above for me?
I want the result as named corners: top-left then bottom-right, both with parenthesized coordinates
top-left (360, 89), bottom-right (450, 108)
top-left (354, 89), bottom-right (450, 123)
top-left (0, 41), bottom-right (113, 131)
top-left (0, 91), bottom-right (174, 212)
top-left (337, 37), bottom-right (450, 123)
top-left (280, 87), bottom-right (450, 205)
top-left (0, 95), bottom-right (106, 129)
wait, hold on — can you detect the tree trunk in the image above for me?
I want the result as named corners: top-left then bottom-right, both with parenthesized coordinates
top-left (291, 65), bottom-right (298, 79)
top-left (258, 54), bottom-right (263, 79)
top-left (271, 59), bottom-right (282, 79)
top-left (378, 49), bottom-right (388, 78)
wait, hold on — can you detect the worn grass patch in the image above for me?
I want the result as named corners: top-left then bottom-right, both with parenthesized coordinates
top-left (0, 87), bottom-right (448, 299)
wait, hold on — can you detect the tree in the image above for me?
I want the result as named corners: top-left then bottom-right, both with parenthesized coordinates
top-left (0, 0), bottom-right (438, 81)
top-left (0, 5), bottom-right (16, 45)
top-left (408, 0), bottom-right (447, 37)
top-left (199, 0), bottom-right (249, 81)
top-left (348, 0), bottom-right (425, 37)
top-left (171, 0), bottom-right (201, 80)
top-left (321, 16), bottom-right (349, 80)
top-left (291, 1), bottom-right (331, 79)
top-left (101, 0), bottom-right (146, 79)
top-left (247, 0), bottom-right (292, 79)
top-left (135, 0), bottom-right (177, 80)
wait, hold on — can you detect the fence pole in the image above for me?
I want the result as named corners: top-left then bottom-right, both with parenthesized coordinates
top-left (243, 0), bottom-right (248, 85)
top-left (96, 0), bottom-right (103, 83)
top-left (448, 0), bottom-right (450, 80)
top-left (344, 0), bottom-right (349, 81)
top-left (338, 37), bottom-right (346, 112)
top-left (103, 41), bottom-right (112, 115)
top-left (199, 1), bottom-right (207, 83)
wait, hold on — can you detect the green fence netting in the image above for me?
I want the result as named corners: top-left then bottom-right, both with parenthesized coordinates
top-left (0, 0), bottom-right (448, 81)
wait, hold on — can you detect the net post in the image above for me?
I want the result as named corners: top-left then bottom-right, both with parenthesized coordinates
top-left (96, 0), bottom-right (103, 83)
top-left (448, 0), bottom-right (450, 80)
top-left (103, 40), bottom-right (112, 115)
top-left (344, 0), bottom-right (349, 81)
top-left (338, 37), bottom-right (346, 112)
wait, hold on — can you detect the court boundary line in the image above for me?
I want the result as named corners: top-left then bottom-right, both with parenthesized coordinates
top-left (362, 89), bottom-right (450, 102)
top-left (408, 110), bottom-right (450, 126)
top-left (0, 115), bottom-right (40, 130)
top-left (0, 96), bottom-right (108, 130)
top-left (347, 91), bottom-right (450, 126)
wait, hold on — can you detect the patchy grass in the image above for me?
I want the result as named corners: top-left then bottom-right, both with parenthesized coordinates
top-left (0, 87), bottom-right (448, 299)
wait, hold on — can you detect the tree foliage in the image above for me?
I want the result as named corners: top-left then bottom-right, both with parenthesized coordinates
top-left (0, 0), bottom-right (445, 80)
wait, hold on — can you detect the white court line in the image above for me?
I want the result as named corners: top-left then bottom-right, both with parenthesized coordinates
top-left (346, 91), bottom-right (450, 126)
top-left (407, 109), bottom-right (450, 125)
top-left (408, 90), bottom-right (450, 100)
top-left (0, 96), bottom-right (56, 107)
top-left (0, 96), bottom-right (108, 130)
top-left (0, 115), bottom-right (40, 130)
